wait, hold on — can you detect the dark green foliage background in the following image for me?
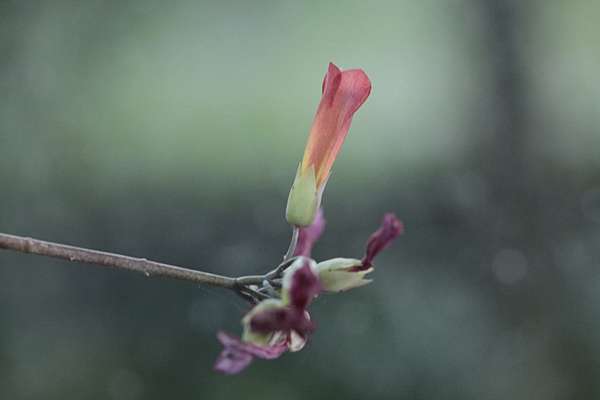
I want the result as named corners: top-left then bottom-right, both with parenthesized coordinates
top-left (1, 1), bottom-right (600, 399)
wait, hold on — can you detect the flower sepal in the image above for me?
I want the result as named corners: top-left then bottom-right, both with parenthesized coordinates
top-left (316, 258), bottom-right (373, 292)
top-left (285, 164), bottom-right (320, 227)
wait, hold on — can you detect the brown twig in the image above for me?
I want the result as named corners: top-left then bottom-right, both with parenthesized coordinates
top-left (0, 232), bottom-right (246, 288)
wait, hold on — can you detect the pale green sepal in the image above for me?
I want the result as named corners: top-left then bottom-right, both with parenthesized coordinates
top-left (285, 164), bottom-right (319, 227)
top-left (316, 258), bottom-right (374, 292)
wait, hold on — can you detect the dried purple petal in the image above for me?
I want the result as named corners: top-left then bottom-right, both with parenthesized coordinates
top-left (214, 345), bottom-right (254, 375)
top-left (294, 208), bottom-right (326, 257)
top-left (217, 331), bottom-right (287, 359)
top-left (358, 213), bottom-right (403, 270)
top-left (213, 332), bottom-right (287, 375)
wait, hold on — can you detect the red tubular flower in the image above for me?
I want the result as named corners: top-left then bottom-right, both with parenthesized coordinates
top-left (286, 63), bottom-right (372, 226)
top-left (302, 63), bottom-right (372, 189)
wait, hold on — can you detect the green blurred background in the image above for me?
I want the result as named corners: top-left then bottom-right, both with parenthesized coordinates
top-left (1, 0), bottom-right (600, 399)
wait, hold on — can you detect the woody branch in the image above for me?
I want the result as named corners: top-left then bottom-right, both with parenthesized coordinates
top-left (0, 232), bottom-right (292, 295)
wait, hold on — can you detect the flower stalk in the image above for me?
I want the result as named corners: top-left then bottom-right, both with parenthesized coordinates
top-left (283, 226), bottom-right (300, 261)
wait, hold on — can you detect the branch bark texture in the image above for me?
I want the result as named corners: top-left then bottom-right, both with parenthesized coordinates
top-left (0, 233), bottom-right (238, 288)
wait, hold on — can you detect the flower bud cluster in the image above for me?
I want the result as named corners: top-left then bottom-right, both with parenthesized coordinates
top-left (213, 62), bottom-right (403, 375)
top-left (214, 211), bottom-right (402, 374)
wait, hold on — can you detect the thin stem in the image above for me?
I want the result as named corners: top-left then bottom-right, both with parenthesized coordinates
top-left (0, 233), bottom-right (237, 289)
top-left (283, 226), bottom-right (299, 261)
top-left (259, 280), bottom-right (279, 297)
top-left (265, 256), bottom-right (297, 280)
top-left (235, 257), bottom-right (298, 286)
top-left (234, 289), bottom-right (258, 304)
top-left (235, 275), bottom-right (267, 286)
top-left (240, 286), bottom-right (271, 301)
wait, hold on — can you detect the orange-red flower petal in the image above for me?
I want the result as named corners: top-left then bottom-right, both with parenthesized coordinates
top-left (301, 63), bottom-right (372, 187)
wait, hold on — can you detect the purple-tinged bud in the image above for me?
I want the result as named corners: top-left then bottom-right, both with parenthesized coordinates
top-left (294, 208), bottom-right (326, 257)
top-left (360, 213), bottom-right (403, 269)
top-left (249, 307), bottom-right (315, 336)
top-left (281, 257), bottom-right (321, 309)
top-left (242, 258), bottom-right (320, 346)
top-left (241, 299), bottom-right (286, 346)
top-left (316, 258), bottom-right (373, 292)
